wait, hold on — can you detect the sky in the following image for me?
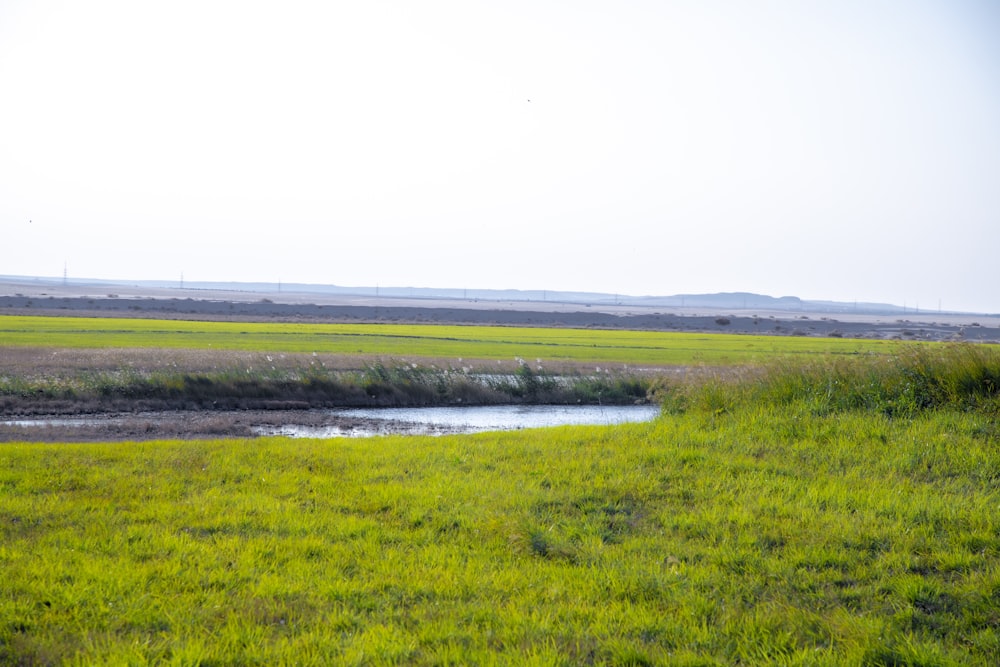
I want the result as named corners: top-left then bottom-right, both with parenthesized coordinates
top-left (2, 1), bottom-right (999, 313)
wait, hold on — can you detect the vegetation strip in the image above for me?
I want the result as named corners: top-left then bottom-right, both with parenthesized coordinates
top-left (1, 314), bottom-right (903, 365)
top-left (0, 315), bottom-right (914, 414)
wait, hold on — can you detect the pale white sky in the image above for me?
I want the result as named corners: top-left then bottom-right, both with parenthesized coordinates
top-left (2, 1), bottom-right (999, 312)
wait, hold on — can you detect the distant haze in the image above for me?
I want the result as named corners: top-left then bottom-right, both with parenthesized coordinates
top-left (2, 1), bottom-right (998, 313)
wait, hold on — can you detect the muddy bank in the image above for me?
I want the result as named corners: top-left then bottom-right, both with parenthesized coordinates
top-left (0, 347), bottom-right (677, 431)
top-left (0, 410), bottom-right (427, 442)
top-left (0, 405), bottom-right (662, 443)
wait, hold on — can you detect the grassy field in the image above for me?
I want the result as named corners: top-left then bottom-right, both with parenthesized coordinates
top-left (0, 315), bottom-right (901, 365)
top-left (0, 314), bottom-right (910, 413)
top-left (1, 344), bottom-right (999, 664)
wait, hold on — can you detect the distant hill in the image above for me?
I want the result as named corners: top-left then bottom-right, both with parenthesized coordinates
top-left (0, 275), bottom-right (939, 315)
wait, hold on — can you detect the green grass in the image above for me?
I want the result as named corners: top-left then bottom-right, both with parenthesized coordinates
top-left (1, 314), bottom-right (911, 411)
top-left (2, 346), bottom-right (999, 664)
top-left (665, 343), bottom-right (1000, 417)
top-left (0, 314), bottom-right (901, 365)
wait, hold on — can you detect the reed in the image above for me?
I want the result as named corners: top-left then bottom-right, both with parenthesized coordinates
top-left (0, 359), bottom-right (655, 415)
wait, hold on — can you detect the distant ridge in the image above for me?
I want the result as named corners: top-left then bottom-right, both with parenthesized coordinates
top-left (0, 275), bottom-right (968, 316)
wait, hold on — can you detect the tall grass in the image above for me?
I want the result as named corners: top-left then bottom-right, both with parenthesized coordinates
top-left (662, 343), bottom-right (1000, 418)
top-left (0, 361), bottom-right (653, 414)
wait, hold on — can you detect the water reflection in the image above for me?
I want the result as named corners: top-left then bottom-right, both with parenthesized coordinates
top-left (255, 404), bottom-right (660, 438)
top-left (3, 405), bottom-right (661, 439)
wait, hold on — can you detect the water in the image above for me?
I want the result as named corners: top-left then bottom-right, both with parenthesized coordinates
top-left (2, 417), bottom-right (117, 427)
top-left (256, 404), bottom-right (661, 438)
top-left (3, 404), bottom-right (661, 438)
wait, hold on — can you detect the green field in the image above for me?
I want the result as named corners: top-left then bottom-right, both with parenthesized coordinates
top-left (0, 314), bottom-right (911, 412)
top-left (3, 396), bottom-right (999, 663)
top-left (0, 315), bottom-right (901, 365)
top-left (1, 317), bottom-right (999, 664)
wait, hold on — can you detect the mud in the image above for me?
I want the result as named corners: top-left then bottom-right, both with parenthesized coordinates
top-left (0, 409), bottom-right (400, 442)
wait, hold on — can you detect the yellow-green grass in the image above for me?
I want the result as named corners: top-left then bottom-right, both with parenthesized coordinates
top-left (2, 405), bottom-right (998, 665)
top-left (3, 325), bottom-right (997, 663)
top-left (0, 314), bottom-right (903, 366)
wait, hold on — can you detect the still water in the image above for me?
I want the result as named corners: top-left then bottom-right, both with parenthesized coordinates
top-left (4, 405), bottom-right (661, 439)
top-left (254, 404), bottom-right (661, 438)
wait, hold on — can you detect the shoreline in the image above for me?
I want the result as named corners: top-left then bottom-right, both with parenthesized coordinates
top-left (0, 409), bottom-right (452, 443)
